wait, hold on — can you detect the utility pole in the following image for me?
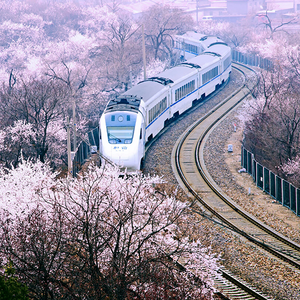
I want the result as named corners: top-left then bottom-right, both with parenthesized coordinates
top-left (196, 0), bottom-right (199, 27)
top-left (129, 66), bottom-right (133, 89)
top-left (67, 116), bottom-right (72, 175)
top-left (142, 24), bottom-right (147, 80)
top-left (73, 98), bottom-right (77, 151)
top-left (196, 0), bottom-right (199, 26)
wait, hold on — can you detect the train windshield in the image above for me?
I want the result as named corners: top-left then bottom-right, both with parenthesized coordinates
top-left (105, 112), bottom-right (137, 144)
top-left (107, 126), bottom-right (134, 141)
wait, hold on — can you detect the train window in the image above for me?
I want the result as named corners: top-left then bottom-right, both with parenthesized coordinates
top-left (202, 66), bottom-right (219, 84)
top-left (173, 40), bottom-right (180, 49)
top-left (148, 96), bottom-right (167, 124)
top-left (105, 112), bottom-right (137, 144)
top-left (223, 56), bottom-right (231, 70)
top-left (184, 43), bottom-right (198, 55)
top-left (107, 126), bottom-right (134, 143)
top-left (140, 128), bottom-right (142, 139)
top-left (175, 79), bottom-right (195, 102)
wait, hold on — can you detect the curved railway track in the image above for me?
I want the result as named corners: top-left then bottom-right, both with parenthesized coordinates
top-left (171, 63), bottom-right (300, 299)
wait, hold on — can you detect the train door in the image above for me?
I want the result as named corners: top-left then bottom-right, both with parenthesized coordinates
top-left (198, 72), bottom-right (202, 99)
top-left (168, 88), bottom-right (172, 118)
top-left (219, 61), bottom-right (222, 85)
top-left (197, 75), bottom-right (200, 99)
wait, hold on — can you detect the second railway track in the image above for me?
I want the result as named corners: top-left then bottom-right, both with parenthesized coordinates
top-left (171, 63), bottom-right (300, 299)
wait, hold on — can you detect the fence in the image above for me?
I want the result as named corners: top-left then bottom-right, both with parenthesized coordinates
top-left (232, 49), bottom-right (273, 70)
top-left (72, 127), bottom-right (99, 176)
top-left (241, 146), bottom-right (300, 217)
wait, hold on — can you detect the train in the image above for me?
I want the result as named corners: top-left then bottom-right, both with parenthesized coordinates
top-left (173, 31), bottom-right (226, 60)
top-left (99, 31), bottom-right (232, 171)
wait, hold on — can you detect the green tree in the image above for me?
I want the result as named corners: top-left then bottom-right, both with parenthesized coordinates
top-left (0, 261), bottom-right (28, 300)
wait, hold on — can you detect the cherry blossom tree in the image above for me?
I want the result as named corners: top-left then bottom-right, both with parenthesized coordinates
top-left (198, 19), bottom-right (252, 49)
top-left (256, 11), bottom-right (299, 40)
top-left (143, 4), bottom-right (194, 60)
top-left (0, 1), bottom-right (196, 126)
top-left (279, 155), bottom-right (300, 187)
top-left (132, 58), bottom-right (167, 86)
top-left (243, 94), bottom-right (300, 169)
top-left (0, 120), bottom-right (35, 167)
top-left (242, 48), bottom-right (300, 175)
top-left (91, 11), bottom-right (142, 92)
top-left (0, 76), bottom-right (68, 167)
top-left (0, 161), bottom-right (219, 299)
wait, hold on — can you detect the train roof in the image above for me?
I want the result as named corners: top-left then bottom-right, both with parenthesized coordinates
top-left (174, 31), bottom-right (225, 49)
top-left (122, 80), bottom-right (166, 103)
top-left (105, 95), bottom-right (142, 112)
top-left (155, 65), bottom-right (198, 84)
top-left (185, 53), bottom-right (220, 69)
top-left (174, 31), bottom-right (207, 43)
top-left (122, 63), bottom-right (199, 104)
top-left (207, 44), bottom-right (231, 56)
top-left (200, 36), bottom-right (224, 48)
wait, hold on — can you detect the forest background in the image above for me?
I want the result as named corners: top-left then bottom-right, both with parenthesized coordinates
top-left (1, 0), bottom-right (300, 299)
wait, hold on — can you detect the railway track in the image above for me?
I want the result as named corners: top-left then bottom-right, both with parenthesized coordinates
top-left (172, 63), bottom-right (300, 299)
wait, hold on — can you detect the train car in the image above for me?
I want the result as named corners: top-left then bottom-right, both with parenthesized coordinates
top-left (173, 31), bottom-right (207, 59)
top-left (207, 43), bottom-right (232, 84)
top-left (173, 31), bottom-right (224, 60)
top-left (99, 33), bottom-right (231, 171)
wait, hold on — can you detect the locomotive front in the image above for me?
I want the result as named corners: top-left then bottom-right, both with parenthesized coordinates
top-left (99, 96), bottom-right (145, 171)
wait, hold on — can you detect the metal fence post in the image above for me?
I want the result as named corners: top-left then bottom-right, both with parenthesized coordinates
top-left (242, 146), bottom-right (299, 217)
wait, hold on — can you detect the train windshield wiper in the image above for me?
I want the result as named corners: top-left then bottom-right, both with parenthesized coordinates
top-left (108, 133), bottom-right (121, 142)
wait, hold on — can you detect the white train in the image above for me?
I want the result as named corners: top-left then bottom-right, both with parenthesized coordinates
top-left (99, 32), bottom-right (232, 171)
top-left (173, 31), bottom-right (225, 60)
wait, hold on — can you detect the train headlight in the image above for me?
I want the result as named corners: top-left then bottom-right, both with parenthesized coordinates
top-left (124, 139), bottom-right (131, 144)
